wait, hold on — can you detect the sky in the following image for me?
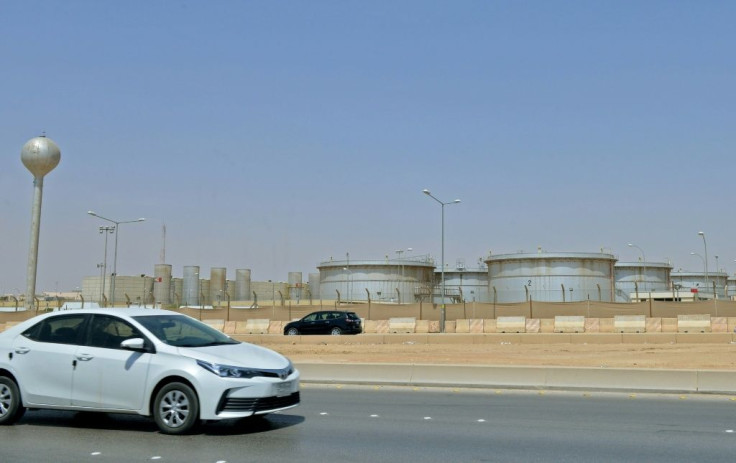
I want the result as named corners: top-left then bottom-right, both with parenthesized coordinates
top-left (1, 1), bottom-right (735, 294)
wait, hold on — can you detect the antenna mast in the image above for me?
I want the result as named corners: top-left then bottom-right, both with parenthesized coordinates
top-left (160, 223), bottom-right (166, 264)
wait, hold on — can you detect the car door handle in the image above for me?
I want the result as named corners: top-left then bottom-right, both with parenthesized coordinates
top-left (14, 347), bottom-right (30, 354)
top-left (75, 354), bottom-right (94, 361)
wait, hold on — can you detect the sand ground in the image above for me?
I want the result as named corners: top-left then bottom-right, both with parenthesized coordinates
top-left (265, 341), bottom-right (736, 370)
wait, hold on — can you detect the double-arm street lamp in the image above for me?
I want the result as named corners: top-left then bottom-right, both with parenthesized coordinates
top-left (98, 226), bottom-right (115, 304)
top-left (88, 211), bottom-right (145, 306)
top-left (422, 189), bottom-right (461, 333)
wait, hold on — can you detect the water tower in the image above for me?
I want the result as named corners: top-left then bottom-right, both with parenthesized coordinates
top-left (21, 135), bottom-right (61, 310)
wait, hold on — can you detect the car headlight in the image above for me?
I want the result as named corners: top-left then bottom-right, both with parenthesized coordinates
top-left (197, 360), bottom-right (259, 378)
top-left (197, 359), bottom-right (295, 379)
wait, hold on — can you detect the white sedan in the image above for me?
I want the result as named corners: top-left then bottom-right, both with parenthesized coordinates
top-left (0, 308), bottom-right (299, 434)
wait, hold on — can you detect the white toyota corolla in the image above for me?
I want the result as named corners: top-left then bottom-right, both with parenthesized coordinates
top-left (0, 308), bottom-right (299, 434)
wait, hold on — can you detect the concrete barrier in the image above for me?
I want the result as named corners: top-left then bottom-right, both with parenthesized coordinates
top-left (678, 314), bottom-right (711, 333)
top-left (614, 315), bottom-right (646, 333)
top-left (295, 362), bottom-right (736, 394)
top-left (240, 319), bottom-right (270, 334)
top-left (497, 316), bottom-right (526, 333)
top-left (389, 317), bottom-right (417, 334)
top-left (554, 316), bottom-right (585, 333)
top-left (268, 321), bottom-right (283, 334)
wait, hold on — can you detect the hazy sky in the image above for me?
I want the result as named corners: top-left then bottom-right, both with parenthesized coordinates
top-left (2, 1), bottom-right (734, 293)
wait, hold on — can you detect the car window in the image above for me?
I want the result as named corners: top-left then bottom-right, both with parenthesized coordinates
top-left (303, 313), bottom-right (318, 322)
top-left (86, 315), bottom-right (144, 349)
top-left (22, 314), bottom-right (86, 345)
top-left (133, 314), bottom-right (238, 347)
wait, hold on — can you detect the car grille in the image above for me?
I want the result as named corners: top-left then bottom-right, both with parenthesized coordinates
top-left (217, 392), bottom-right (300, 414)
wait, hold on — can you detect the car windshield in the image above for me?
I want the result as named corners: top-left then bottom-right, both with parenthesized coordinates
top-left (132, 314), bottom-right (239, 347)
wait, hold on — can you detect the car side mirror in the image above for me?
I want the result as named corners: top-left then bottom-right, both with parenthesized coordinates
top-left (121, 337), bottom-right (150, 353)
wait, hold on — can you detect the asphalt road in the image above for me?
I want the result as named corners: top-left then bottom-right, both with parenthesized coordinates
top-left (1, 385), bottom-right (734, 463)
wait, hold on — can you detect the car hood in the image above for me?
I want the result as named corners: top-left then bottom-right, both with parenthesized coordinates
top-left (178, 342), bottom-right (291, 369)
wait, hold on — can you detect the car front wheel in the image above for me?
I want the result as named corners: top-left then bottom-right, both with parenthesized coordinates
top-left (286, 327), bottom-right (299, 335)
top-left (0, 376), bottom-right (25, 425)
top-left (153, 382), bottom-right (199, 435)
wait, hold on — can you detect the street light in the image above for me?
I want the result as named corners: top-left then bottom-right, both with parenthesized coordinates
top-left (88, 211), bottom-right (145, 306)
top-left (395, 247), bottom-right (412, 304)
top-left (98, 226), bottom-right (115, 305)
top-left (698, 231), bottom-right (709, 296)
top-left (422, 189), bottom-right (461, 333)
top-left (691, 252), bottom-right (706, 293)
top-left (627, 243), bottom-right (646, 291)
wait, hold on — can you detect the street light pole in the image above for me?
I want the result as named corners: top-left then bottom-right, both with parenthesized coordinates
top-left (698, 231), bottom-right (708, 295)
top-left (423, 189), bottom-right (461, 333)
top-left (88, 211), bottom-right (145, 306)
top-left (691, 252), bottom-right (706, 295)
top-left (627, 243), bottom-right (646, 291)
top-left (99, 226), bottom-right (115, 304)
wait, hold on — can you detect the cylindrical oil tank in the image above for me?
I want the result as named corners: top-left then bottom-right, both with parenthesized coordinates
top-left (728, 276), bottom-right (736, 300)
top-left (153, 264), bottom-right (172, 305)
top-left (317, 258), bottom-right (435, 303)
top-left (171, 278), bottom-right (183, 306)
top-left (614, 262), bottom-right (672, 301)
top-left (183, 266), bottom-right (200, 306)
top-left (200, 279), bottom-right (211, 306)
top-left (209, 268), bottom-right (227, 305)
top-left (486, 252), bottom-right (617, 303)
top-left (288, 272), bottom-right (303, 301)
top-left (308, 273), bottom-right (320, 300)
top-left (438, 269), bottom-right (490, 303)
top-left (235, 269), bottom-right (251, 301)
top-left (670, 271), bottom-right (728, 299)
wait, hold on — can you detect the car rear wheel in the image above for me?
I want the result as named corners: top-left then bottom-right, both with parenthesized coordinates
top-left (0, 376), bottom-right (25, 425)
top-left (286, 327), bottom-right (299, 335)
top-left (330, 327), bottom-right (342, 335)
top-left (153, 382), bottom-right (199, 435)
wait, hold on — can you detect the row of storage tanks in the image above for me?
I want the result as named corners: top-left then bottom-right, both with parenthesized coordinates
top-left (83, 252), bottom-right (736, 305)
top-left (318, 252), bottom-right (734, 303)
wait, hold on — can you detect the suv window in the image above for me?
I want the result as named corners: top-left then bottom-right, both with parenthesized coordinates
top-left (23, 314), bottom-right (86, 345)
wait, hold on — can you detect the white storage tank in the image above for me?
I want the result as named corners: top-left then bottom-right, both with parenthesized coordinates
top-left (183, 266), bottom-right (200, 306)
top-left (209, 267), bottom-right (227, 305)
top-left (317, 257), bottom-right (435, 303)
top-left (486, 252), bottom-right (617, 303)
top-left (153, 264), bottom-right (172, 305)
top-left (614, 262), bottom-right (672, 301)
top-left (235, 269), bottom-right (251, 300)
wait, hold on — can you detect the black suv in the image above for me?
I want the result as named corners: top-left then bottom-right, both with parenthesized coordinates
top-left (283, 311), bottom-right (362, 335)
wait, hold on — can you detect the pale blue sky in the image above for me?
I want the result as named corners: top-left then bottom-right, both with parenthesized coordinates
top-left (1, 1), bottom-right (734, 293)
